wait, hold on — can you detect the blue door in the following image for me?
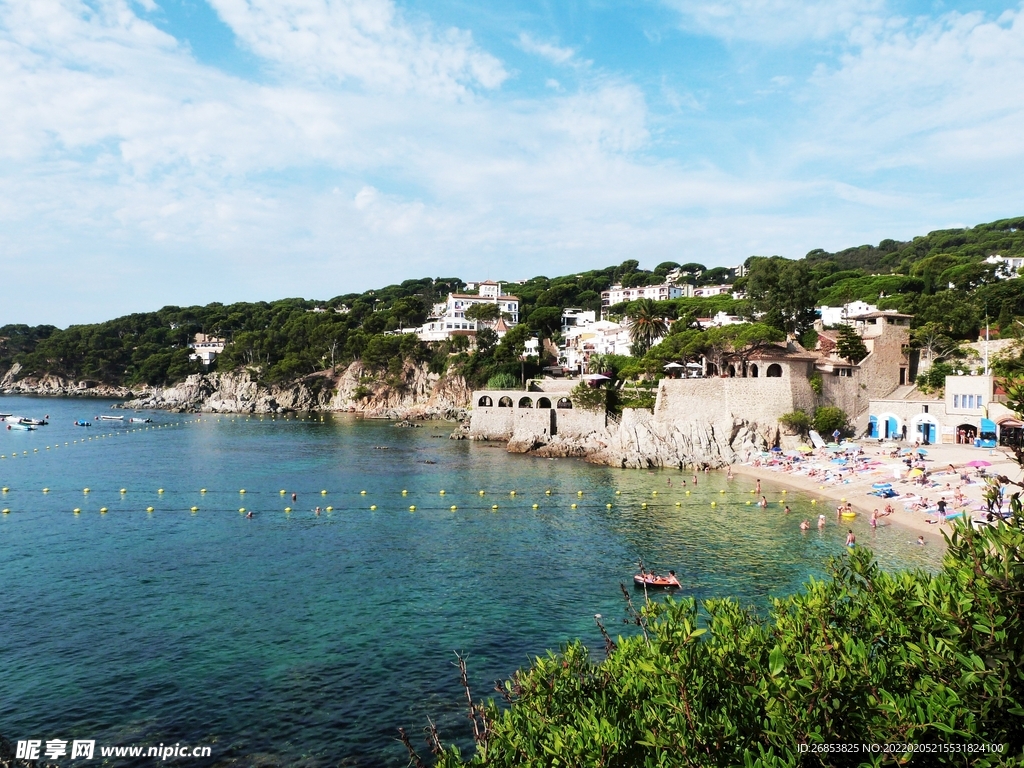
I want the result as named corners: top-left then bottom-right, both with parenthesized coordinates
top-left (868, 416), bottom-right (877, 438)
top-left (887, 417), bottom-right (898, 439)
top-left (919, 421), bottom-right (936, 444)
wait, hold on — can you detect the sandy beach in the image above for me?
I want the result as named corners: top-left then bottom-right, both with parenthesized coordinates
top-left (727, 440), bottom-right (1022, 545)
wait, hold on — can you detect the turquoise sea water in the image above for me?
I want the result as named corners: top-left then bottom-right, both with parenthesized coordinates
top-left (0, 395), bottom-right (942, 766)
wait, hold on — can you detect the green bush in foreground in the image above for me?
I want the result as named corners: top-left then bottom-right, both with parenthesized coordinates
top-left (427, 514), bottom-right (1024, 767)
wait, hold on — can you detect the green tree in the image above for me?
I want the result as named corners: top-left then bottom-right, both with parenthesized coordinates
top-left (466, 303), bottom-right (501, 323)
top-left (746, 256), bottom-right (817, 335)
top-left (835, 324), bottom-right (868, 364)
top-left (628, 299), bottom-right (669, 357)
top-left (813, 405), bottom-right (849, 437)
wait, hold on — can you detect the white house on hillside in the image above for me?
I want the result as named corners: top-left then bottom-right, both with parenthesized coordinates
top-left (413, 281), bottom-right (520, 341)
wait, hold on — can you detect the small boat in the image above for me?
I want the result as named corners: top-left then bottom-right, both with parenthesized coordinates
top-left (74, 420), bottom-right (92, 427)
top-left (129, 417), bottom-right (152, 423)
top-left (7, 423), bottom-right (35, 431)
top-left (96, 415), bottom-right (124, 421)
top-left (20, 418), bottom-right (48, 426)
top-left (633, 573), bottom-right (681, 589)
top-left (3, 415), bottom-right (24, 423)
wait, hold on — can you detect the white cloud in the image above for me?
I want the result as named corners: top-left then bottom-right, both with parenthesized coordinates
top-left (663, 0), bottom-right (885, 43)
top-left (517, 32), bottom-right (577, 65)
top-left (805, 7), bottom-right (1024, 171)
top-left (208, 0), bottom-right (506, 95)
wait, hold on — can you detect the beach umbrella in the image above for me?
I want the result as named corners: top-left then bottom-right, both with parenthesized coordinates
top-left (908, 468), bottom-right (924, 477)
top-left (663, 362), bottom-right (685, 369)
top-left (916, 448), bottom-right (928, 455)
top-left (583, 373), bottom-right (610, 381)
top-left (967, 460), bottom-right (991, 467)
top-left (900, 448), bottom-right (913, 455)
top-left (770, 446), bottom-right (782, 452)
top-left (797, 446), bottom-right (813, 453)
top-left (830, 458), bottom-right (847, 464)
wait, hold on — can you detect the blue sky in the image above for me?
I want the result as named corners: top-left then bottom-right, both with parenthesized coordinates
top-left (2, 0), bottom-right (1023, 326)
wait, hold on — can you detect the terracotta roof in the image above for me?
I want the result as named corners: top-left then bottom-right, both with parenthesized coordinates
top-left (494, 317), bottom-right (510, 332)
top-left (745, 344), bottom-right (819, 361)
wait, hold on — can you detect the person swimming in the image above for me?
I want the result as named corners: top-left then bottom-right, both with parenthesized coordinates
top-left (246, 510), bottom-right (253, 519)
top-left (917, 535), bottom-right (925, 545)
top-left (800, 519), bottom-right (810, 530)
top-left (759, 496), bottom-right (768, 509)
top-left (846, 529), bottom-right (856, 547)
top-left (784, 505), bottom-right (791, 514)
top-left (818, 514), bottom-right (826, 528)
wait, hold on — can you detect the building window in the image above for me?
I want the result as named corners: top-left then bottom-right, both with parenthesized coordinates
top-left (967, 395), bottom-right (974, 409)
top-left (954, 394), bottom-right (959, 408)
top-left (977, 394), bottom-right (984, 406)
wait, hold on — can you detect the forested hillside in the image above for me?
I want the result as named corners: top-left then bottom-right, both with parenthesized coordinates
top-left (2, 215), bottom-right (1023, 390)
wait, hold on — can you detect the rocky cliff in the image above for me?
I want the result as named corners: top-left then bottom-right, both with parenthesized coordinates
top-left (118, 361), bottom-right (471, 419)
top-left (0, 363), bottom-right (140, 399)
top-left (502, 409), bottom-right (800, 469)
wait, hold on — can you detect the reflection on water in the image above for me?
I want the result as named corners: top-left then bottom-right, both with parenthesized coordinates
top-left (0, 396), bottom-right (943, 765)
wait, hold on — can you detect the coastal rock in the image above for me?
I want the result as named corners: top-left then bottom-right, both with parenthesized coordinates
top-left (117, 362), bottom-right (471, 419)
top-left (0, 363), bottom-right (139, 399)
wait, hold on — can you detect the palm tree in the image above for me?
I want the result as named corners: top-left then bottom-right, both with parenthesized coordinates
top-left (628, 299), bottom-right (669, 357)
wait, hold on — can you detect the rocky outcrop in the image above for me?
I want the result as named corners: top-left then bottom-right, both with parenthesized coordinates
top-left (501, 408), bottom-right (801, 469)
top-left (118, 361), bottom-right (471, 419)
top-left (0, 363), bottom-right (140, 399)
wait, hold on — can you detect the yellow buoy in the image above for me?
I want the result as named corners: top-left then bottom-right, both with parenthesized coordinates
top-left (750, 490), bottom-right (755, 494)
top-left (479, 490), bottom-right (485, 495)
top-left (285, 507), bottom-right (292, 512)
top-left (402, 490), bottom-right (408, 495)
top-left (370, 505), bottom-right (377, 510)
top-left (607, 503), bottom-right (612, 508)
top-left (1, 509), bottom-right (8, 514)
top-left (841, 497), bottom-right (846, 502)
top-left (571, 503), bottom-right (578, 509)
top-left (100, 508), bottom-right (108, 514)
top-left (811, 499), bottom-right (817, 505)
top-left (641, 502), bottom-right (647, 509)
top-left (746, 501), bottom-right (752, 505)
top-left (360, 490), bottom-right (367, 495)
top-left (321, 490), bottom-right (327, 495)
top-left (492, 504), bottom-right (499, 510)
top-left (532, 504), bottom-right (539, 509)
top-left (439, 490), bottom-right (446, 495)
top-left (83, 488), bottom-right (90, 493)
top-left (73, 508), bottom-right (81, 514)
top-left (120, 488), bottom-right (127, 494)
top-left (782, 489), bottom-right (787, 494)
top-left (239, 489), bottom-right (246, 494)
top-left (158, 489), bottom-right (164, 494)
top-left (615, 490), bottom-right (621, 495)
top-left (451, 505), bottom-right (458, 510)
top-left (686, 490), bottom-right (691, 495)
top-left (510, 490), bottom-right (516, 496)
top-left (326, 506), bottom-right (333, 512)
top-left (652, 491), bottom-right (657, 496)
top-left (711, 501), bottom-right (717, 507)
top-left (201, 489), bottom-right (207, 494)
top-left (190, 506), bottom-right (198, 512)
top-left (577, 491), bottom-right (583, 496)
top-left (42, 488), bottom-right (49, 493)
top-left (719, 489), bottom-right (725, 494)
top-left (147, 506), bottom-right (154, 512)
top-left (675, 502), bottom-right (681, 507)
top-left (239, 507), bottom-right (246, 513)
top-left (2, 487), bottom-right (9, 493)
top-left (545, 489), bottom-right (552, 495)
top-left (280, 490), bottom-right (287, 495)
top-left (409, 505), bottom-right (416, 511)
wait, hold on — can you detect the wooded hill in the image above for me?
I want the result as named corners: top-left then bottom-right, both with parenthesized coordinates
top-left (1, 215), bottom-right (1023, 390)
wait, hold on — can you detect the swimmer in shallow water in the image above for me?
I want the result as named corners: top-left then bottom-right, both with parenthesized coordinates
top-left (759, 496), bottom-right (768, 509)
top-left (818, 514), bottom-right (826, 528)
top-left (846, 529), bottom-right (856, 547)
top-left (800, 519), bottom-right (810, 530)
top-left (784, 505), bottom-right (791, 514)
top-left (917, 535), bottom-right (925, 545)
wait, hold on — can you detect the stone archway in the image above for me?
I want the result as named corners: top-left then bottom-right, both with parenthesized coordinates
top-left (556, 397), bottom-right (573, 409)
top-left (518, 397), bottom-right (533, 408)
top-left (477, 395), bottom-right (493, 407)
top-left (498, 396), bottom-right (513, 408)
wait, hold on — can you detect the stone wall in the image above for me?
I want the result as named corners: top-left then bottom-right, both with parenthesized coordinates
top-left (654, 375), bottom-right (815, 427)
top-left (468, 389), bottom-right (604, 441)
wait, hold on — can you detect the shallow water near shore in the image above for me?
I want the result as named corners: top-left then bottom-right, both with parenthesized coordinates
top-left (1, 395), bottom-right (943, 765)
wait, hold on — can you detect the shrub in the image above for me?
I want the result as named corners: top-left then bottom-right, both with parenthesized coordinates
top-left (570, 381), bottom-right (608, 412)
top-left (778, 410), bottom-right (811, 433)
top-left (812, 405), bottom-right (849, 438)
top-left (485, 372), bottom-right (519, 390)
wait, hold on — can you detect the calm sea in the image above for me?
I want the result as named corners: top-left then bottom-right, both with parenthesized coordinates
top-left (0, 395), bottom-right (942, 766)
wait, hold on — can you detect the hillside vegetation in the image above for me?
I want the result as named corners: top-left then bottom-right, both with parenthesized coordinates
top-left (2, 216), bottom-right (1024, 389)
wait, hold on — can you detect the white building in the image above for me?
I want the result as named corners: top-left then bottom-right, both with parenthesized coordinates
top-left (561, 308), bottom-right (596, 332)
top-left (818, 301), bottom-right (878, 327)
top-left (985, 254), bottom-right (1024, 278)
top-left (189, 333), bottom-right (226, 366)
top-left (601, 283), bottom-right (684, 309)
top-left (413, 281), bottom-right (520, 341)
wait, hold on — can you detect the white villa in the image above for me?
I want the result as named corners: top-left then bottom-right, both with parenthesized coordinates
top-left (601, 283), bottom-right (684, 309)
top-left (189, 333), bottom-right (226, 366)
top-left (414, 281), bottom-right (520, 342)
